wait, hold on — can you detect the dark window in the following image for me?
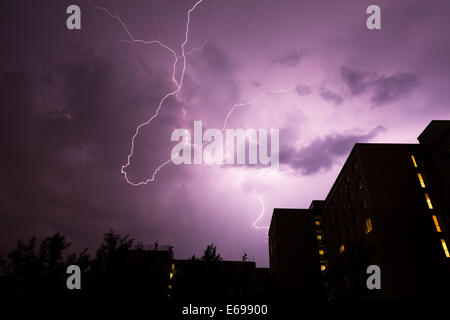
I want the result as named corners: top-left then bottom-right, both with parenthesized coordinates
top-left (358, 180), bottom-right (364, 190)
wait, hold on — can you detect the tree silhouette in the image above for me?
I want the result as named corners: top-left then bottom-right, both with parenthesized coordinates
top-left (201, 243), bottom-right (222, 261)
top-left (38, 232), bottom-right (70, 273)
top-left (0, 232), bottom-right (77, 301)
top-left (0, 237), bottom-right (40, 300)
top-left (67, 248), bottom-right (90, 273)
top-left (242, 251), bottom-right (248, 262)
top-left (135, 242), bottom-right (144, 251)
top-left (0, 230), bottom-right (137, 302)
top-left (89, 229), bottom-right (135, 296)
top-left (0, 231), bottom-right (262, 304)
top-left (94, 229), bottom-right (134, 269)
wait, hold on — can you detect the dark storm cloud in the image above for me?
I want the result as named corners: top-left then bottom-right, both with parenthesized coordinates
top-left (371, 73), bottom-right (419, 105)
top-left (0, 72), bottom-right (35, 173)
top-left (273, 49), bottom-right (307, 67)
top-left (295, 84), bottom-right (312, 96)
top-left (188, 40), bottom-right (241, 126)
top-left (280, 126), bottom-right (385, 175)
top-left (340, 66), bottom-right (372, 95)
top-left (340, 65), bottom-right (419, 106)
top-left (319, 88), bottom-right (344, 105)
top-left (54, 52), bottom-right (182, 172)
top-left (192, 41), bottom-right (236, 77)
top-left (0, 49), bottom-right (184, 252)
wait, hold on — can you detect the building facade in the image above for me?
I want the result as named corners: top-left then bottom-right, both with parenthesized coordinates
top-left (268, 203), bottom-right (328, 300)
top-left (269, 120), bottom-right (450, 300)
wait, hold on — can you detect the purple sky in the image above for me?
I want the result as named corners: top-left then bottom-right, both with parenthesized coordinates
top-left (1, 0), bottom-right (450, 267)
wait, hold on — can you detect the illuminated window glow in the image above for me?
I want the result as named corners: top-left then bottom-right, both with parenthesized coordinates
top-left (417, 173), bottom-right (426, 188)
top-left (411, 155), bottom-right (418, 168)
top-left (315, 221), bottom-right (320, 226)
top-left (168, 285), bottom-right (172, 290)
top-left (424, 193), bottom-right (433, 209)
top-left (339, 244), bottom-right (345, 253)
top-left (169, 272), bottom-right (173, 280)
top-left (171, 263), bottom-right (175, 271)
top-left (321, 265), bottom-right (326, 271)
top-left (432, 215), bottom-right (442, 233)
top-left (364, 217), bottom-right (373, 235)
top-left (319, 249), bottom-right (324, 256)
top-left (440, 239), bottom-right (450, 258)
top-left (317, 235), bottom-right (322, 240)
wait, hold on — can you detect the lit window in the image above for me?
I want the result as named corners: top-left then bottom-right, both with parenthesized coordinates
top-left (320, 265), bottom-right (326, 271)
top-left (171, 263), bottom-right (175, 271)
top-left (169, 272), bottom-right (173, 280)
top-left (440, 239), bottom-right (450, 258)
top-left (168, 285), bottom-right (172, 290)
top-left (339, 244), bottom-right (345, 253)
top-left (417, 173), bottom-right (426, 188)
top-left (424, 193), bottom-right (433, 209)
top-left (364, 217), bottom-right (373, 235)
top-left (319, 249), bottom-right (324, 256)
top-left (411, 155), bottom-right (418, 168)
top-left (432, 216), bottom-right (442, 232)
top-left (315, 221), bottom-right (320, 226)
top-left (317, 234), bottom-right (322, 240)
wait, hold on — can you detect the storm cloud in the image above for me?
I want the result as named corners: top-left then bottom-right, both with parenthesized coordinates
top-left (340, 66), bottom-right (373, 95)
top-left (319, 88), bottom-right (344, 105)
top-left (371, 73), bottom-right (419, 105)
top-left (295, 84), bottom-right (312, 96)
top-left (340, 65), bottom-right (419, 106)
top-left (280, 126), bottom-right (385, 175)
top-left (273, 49), bottom-right (308, 67)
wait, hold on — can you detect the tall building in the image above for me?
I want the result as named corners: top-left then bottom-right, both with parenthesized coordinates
top-left (269, 120), bottom-right (450, 300)
top-left (268, 201), bottom-right (328, 300)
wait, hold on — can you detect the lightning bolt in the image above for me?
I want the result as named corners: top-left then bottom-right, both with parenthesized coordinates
top-left (253, 194), bottom-right (269, 230)
top-left (126, 89), bottom-right (291, 186)
top-left (92, 0), bottom-right (285, 232)
top-left (91, 0), bottom-right (204, 185)
top-left (92, 1), bottom-right (291, 188)
top-left (221, 90), bottom-right (290, 131)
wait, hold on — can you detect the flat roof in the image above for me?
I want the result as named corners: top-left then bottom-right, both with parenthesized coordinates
top-left (323, 142), bottom-right (419, 204)
top-left (418, 120), bottom-right (450, 145)
top-left (269, 208), bottom-right (313, 236)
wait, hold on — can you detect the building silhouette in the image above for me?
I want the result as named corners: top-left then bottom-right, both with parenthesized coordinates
top-left (170, 259), bottom-right (270, 303)
top-left (102, 245), bottom-right (272, 304)
top-left (268, 201), bottom-right (328, 301)
top-left (106, 247), bottom-right (174, 301)
top-left (269, 120), bottom-right (450, 300)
